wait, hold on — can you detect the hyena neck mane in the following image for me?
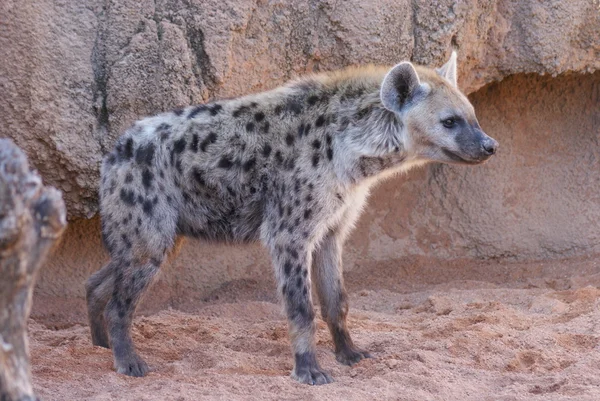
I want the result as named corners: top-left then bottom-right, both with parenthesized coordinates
top-left (290, 65), bottom-right (413, 186)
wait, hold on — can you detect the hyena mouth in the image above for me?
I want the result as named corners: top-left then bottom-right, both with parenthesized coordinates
top-left (441, 148), bottom-right (487, 165)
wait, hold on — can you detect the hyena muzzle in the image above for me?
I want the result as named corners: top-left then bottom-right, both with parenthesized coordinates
top-left (86, 51), bottom-right (497, 384)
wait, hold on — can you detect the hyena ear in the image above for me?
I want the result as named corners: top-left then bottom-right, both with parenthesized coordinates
top-left (436, 51), bottom-right (458, 88)
top-left (380, 62), bottom-right (421, 113)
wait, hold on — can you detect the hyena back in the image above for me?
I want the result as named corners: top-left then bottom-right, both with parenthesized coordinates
top-left (87, 52), bottom-right (498, 384)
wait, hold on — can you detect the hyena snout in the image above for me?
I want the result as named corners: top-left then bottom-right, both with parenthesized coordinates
top-left (480, 134), bottom-right (498, 157)
top-left (453, 128), bottom-right (499, 164)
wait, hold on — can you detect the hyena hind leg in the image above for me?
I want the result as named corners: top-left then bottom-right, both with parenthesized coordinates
top-left (104, 257), bottom-right (162, 377)
top-left (312, 231), bottom-right (371, 366)
top-left (85, 261), bottom-right (116, 348)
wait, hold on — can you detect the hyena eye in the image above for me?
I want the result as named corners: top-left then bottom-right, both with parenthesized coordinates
top-left (442, 118), bottom-right (456, 128)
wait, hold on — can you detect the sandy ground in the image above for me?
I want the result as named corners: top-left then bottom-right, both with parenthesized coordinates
top-left (29, 256), bottom-right (600, 401)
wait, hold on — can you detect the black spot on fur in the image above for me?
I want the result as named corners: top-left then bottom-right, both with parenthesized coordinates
top-left (157, 122), bottom-right (171, 132)
top-left (326, 134), bottom-right (332, 146)
top-left (188, 105), bottom-right (207, 119)
top-left (209, 104), bottom-right (222, 115)
top-left (285, 134), bottom-right (295, 146)
top-left (142, 169), bottom-right (154, 189)
top-left (327, 147), bottom-right (333, 161)
top-left (312, 139), bottom-right (321, 149)
top-left (286, 98), bottom-right (303, 115)
top-left (233, 105), bottom-right (249, 117)
top-left (173, 107), bottom-right (185, 116)
top-left (315, 115), bottom-right (325, 127)
top-left (284, 261), bottom-right (293, 276)
top-left (135, 143), bottom-right (155, 166)
top-left (297, 123), bottom-right (305, 138)
top-left (312, 153), bottom-right (320, 168)
top-left (143, 200), bottom-right (154, 216)
top-left (275, 151), bottom-right (283, 166)
top-left (106, 153), bottom-right (116, 165)
top-left (200, 132), bottom-right (217, 152)
top-left (296, 276), bottom-right (303, 289)
top-left (174, 138), bottom-right (186, 154)
top-left (190, 134), bottom-right (199, 152)
top-left (274, 105), bottom-right (283, 115)
top-left (125, 173), bottom-right (133, 183)
top-left (287, 247), bottom-right (299, 260)
top-left (305, 193), bottom-right (313, 202)
top-left (307, 95), bottom-right (319, 105)
top-left (262, 144), bottom-right (272, 158)
top-left (254, 112), bottom-right (265, 122)
top-left (285, 157), bottom-right (295, 170)
top-left (297, 123), bottom-right (311, 137)
top-left (192, 168), bottom-right (206, 186)
top-left (121, 234), bottom-right (132, 249)
top-left (262, 121), bottom-right (270, 133)
top-left (278, 221), bottom-right (287, 232)
top-left (246, 122), bottom-right (255, 132)
top-left (243, 157), bottom-right (256, 172)
top-left (119, 138), bottom-right (134, 161)
top-left (218, 156), bottom-right (233, 169)
top-left (120, 189), bottom-right (136, 206)
top-left (304, 209), bottom-right (312, 220)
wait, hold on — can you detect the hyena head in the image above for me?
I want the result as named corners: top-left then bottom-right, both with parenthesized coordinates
top-left (380, 51), bottom-right (498, 165)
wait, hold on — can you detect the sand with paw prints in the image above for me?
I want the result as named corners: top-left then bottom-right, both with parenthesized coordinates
top-left (29, 255), bottom-right (600, 400)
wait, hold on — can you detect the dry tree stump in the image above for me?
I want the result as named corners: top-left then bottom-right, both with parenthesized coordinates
top-left (0, 139), bottom-right (66, 401)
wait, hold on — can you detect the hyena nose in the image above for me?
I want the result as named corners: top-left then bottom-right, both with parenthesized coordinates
top-left (482, 137), bottom-right (498, 156)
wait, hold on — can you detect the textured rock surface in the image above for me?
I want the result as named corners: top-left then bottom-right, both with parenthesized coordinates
top-left (1, 0), bottom-right (598, 218)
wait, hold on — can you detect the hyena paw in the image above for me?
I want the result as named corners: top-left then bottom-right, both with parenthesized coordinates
top-left (292, 366), bottom-right (334, 385)
top-left (115, 354), bottom-right (149, 377)
top-left (335, 346), bottom-right (372, 366)
top-left (292, 352), bottom-right (334, 385)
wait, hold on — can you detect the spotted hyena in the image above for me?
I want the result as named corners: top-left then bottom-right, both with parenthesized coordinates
top-left (86, 52), bottom-right (498, 384)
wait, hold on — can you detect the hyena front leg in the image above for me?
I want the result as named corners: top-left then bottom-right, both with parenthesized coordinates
top-left (266, 226), bottom-right (333, 385)
top-left (313, 231), bottom-right (371, 365)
